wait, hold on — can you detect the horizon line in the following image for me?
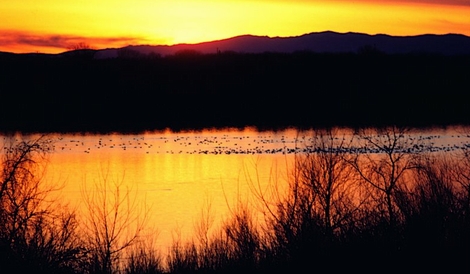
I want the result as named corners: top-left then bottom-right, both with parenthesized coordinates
top-left (2, 30), bottom-right (469, 55)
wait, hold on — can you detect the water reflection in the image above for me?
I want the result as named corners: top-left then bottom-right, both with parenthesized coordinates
top-left (3, 126), bottom-right (470, 253)
top-left (44, 127), bottom-right (300, 252)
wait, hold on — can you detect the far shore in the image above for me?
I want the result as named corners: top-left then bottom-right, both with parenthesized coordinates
top-left (1, 50), bottom-right (469, 133)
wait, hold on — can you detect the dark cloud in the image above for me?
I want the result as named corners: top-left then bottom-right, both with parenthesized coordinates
top-left (410, 0), bottom-right (470, 6)
top-left (379, 0), bottom-right (470, 7)
top-left (282, 0), bottom-right (470, 7)
top-left (0, 30), bottom-right (149, 52)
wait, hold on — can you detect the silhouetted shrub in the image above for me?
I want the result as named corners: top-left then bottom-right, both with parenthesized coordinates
top-left (0, 136), bottom-right (84, 274)
top-left (4, 128), bottom-right (470, 272)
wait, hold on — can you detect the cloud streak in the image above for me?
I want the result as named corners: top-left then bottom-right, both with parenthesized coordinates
top-left (404, 0), bottom-right (470, 6)
top-left (263, 0), bottom-right (470, 7)
top-left (0, 30), bottom-right (152, 53)
top-left (322, 0), bottom-right (470, 7)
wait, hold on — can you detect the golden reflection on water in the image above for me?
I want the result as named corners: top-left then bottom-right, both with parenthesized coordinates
top-left (5, 125), bottom-right (470, 254)
top-left (45, 128), bottom-right (296, 252)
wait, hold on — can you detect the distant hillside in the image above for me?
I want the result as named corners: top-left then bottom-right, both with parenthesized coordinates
top-left (94, 31), bottom-right (470, 59)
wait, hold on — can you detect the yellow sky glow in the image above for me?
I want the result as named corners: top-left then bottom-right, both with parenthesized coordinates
top-left (1, 0), bottom-right (469, 53)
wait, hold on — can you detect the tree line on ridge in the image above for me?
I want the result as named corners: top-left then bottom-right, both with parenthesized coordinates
top-left (0, 49), bottom-right (468, 133)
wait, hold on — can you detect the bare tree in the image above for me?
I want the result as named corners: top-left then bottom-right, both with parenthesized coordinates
top-left (249, 128), bottom-right (364, 268)
top-left (347, 126), bottom-right (425, 227)
top-left (80, 171), bottom-right (149, 274)
top-left (296, 128), bottom-right (361, 238)
top-left (0, 135), bottom-right (83, 273)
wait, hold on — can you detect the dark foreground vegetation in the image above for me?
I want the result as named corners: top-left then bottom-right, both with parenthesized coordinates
top-left (0, 49), bottom-right (469, 133)
top-left (3, 127), bottom-right (470, 273)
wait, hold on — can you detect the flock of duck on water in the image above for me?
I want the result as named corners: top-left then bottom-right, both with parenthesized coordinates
top-left (46, 132), bottom-right (470, 155)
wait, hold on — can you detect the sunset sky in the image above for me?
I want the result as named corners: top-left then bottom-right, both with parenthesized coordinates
top-left (1, 0), bottom-right (470, 54)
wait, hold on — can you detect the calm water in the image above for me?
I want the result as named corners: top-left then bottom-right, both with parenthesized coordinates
top-left (4, 126), bottom-right (470, 253)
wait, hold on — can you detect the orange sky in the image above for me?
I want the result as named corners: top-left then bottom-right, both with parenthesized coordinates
top-left (1, 0), bottom-right (470, 54)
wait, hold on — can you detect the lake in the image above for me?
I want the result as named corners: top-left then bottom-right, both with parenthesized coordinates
top-left (4, 125), bottom-right (470, 255)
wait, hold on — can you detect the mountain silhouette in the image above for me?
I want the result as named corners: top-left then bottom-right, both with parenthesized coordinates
top-left (94, 31), bottom-right (470, 58)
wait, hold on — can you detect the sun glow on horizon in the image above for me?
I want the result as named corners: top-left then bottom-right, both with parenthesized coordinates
top-left (1, 0), bottom-right (470, 53)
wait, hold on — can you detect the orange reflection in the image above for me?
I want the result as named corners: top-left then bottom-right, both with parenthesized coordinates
top-left (46, 129), bottom-right (295, 252)
top-left (5, 126), bottom-right (470, 256)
